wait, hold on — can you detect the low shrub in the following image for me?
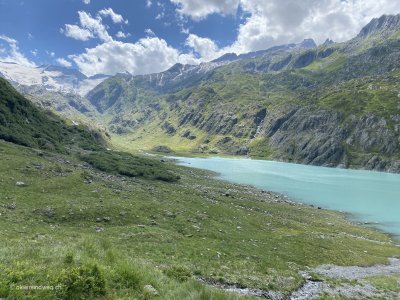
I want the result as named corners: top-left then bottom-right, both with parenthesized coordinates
top-left (55, 264), bottom-right (106, 299)
top-left (80, 151), bottom-right (180, 182)
top-left (163, 265), bottom-right (191, 282)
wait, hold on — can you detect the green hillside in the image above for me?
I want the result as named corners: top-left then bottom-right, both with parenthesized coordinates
top-left (1, 138), bottom-right (400, 299)
top-left (0, 77), bottom-right (181, 183)
top-left (0, 77), bottom-right (102, 152)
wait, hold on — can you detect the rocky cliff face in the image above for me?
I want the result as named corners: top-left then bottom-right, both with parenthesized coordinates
top-left (358, 14), bottom-right (400, 38)
top-left (263, 106), bottom-right (347, 166)
top-left (260, 107), bottom-right (400, 172)
top-left (148, 100), bottom-right (400, 172)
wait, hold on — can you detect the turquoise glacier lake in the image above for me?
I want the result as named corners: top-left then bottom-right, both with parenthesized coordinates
top-left (173, 157), bottom-right (400, 238)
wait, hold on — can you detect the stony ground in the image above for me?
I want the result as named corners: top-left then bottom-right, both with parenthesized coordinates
top-left (290, 258), bottom-right (400, 299)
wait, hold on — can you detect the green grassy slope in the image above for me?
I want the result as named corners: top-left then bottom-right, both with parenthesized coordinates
top-left (0, 77), bottom-right (103, 152)
top-left (1, 140), bottom-right (399, 299)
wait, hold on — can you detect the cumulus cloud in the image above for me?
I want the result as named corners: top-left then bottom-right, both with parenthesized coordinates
top-left (186, 34), bottom-right (222, 61)
top-left (144, 28), bottom-right (156, 36)
top-left (56, 57), bottom-right (72, 67)
top-left (0, 35), bottom-right (36, 66)
top-left (61, 8), bottom-right (199, 76)
top-left (61, 24), bottom-right (94, 41)
top-left (172, 0), bottom-right (400, 54)
top-left (69, 37), bottom-right (198, 76)
top-left (62, 11), bottom-right (113, 42)
top-left (98, 8), bottom-right (128, 24)
top-left (79, 11), bottom-right (112, 42)
top-left (115, 31), bottom-right (131, 39)
top-left (83, 0), bottom-right (90, 4)
top-left (170, 0), bottom-right (240, 20)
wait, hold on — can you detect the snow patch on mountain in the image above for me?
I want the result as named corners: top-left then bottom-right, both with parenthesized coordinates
top-left (0, 61), bottom-right (109, 96)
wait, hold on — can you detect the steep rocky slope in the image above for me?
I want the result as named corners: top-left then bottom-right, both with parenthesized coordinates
top-left (86, 15), bottom-right (400, 172)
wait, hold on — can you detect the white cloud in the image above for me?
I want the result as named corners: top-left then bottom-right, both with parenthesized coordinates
top-left (62, 11), bottom-right (112, 42)
top-left (98, 8), bottom-right (128, 24)
top-left (170, 0), bottom-right (240, 20)
top-left (0, 35), bottom-right (36, 67)
top-left (0, 35), bottom-right (17, 46)
top-left (30, 49), bottom-right (38, 56)
top-left (61, 24), bottom-right (94, 41)
top-left (236, 0), bottom-right (400, 52)
top-left (78, 11), bottom-right (112, 42)
top-left (45, 50), bottom-right (55, 57)
top-left (56, 58), bottom-right (72, 67)
top-left (144, 28), bottom-right (156, 36)
top-left (69, 37), bottom-right (198, 76)
top-left (155, 12), bottom-right (165, 20)
top-left (116, 31), bottom-right (131, 39)
top-left (171, 0), bottom-right (400, 54)
top-left (62, 9), bottom-right (198, 77)
top-left (146, 0), bottom-right (152, 8)
top-left (83, 0), bottom-right (90, 4)
top-left (185, 34), bottom-right (222, 61)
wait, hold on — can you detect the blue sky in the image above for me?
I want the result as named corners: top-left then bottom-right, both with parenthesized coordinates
top-left (0, 0), bottom-right (399, 76)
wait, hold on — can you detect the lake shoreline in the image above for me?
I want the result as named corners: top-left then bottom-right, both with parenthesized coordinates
top-left (169, 155), bottom-right (400, 241)
top-left (159, 150), bottom-right (400, 175)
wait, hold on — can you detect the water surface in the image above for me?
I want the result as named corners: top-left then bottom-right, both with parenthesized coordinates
top-left (174, 157), bottom-right (400, 238)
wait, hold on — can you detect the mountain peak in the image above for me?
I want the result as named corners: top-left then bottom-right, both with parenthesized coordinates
top-left (167, 63), bottom-right (185, 73)
top-left (298, 38), bottom-right (317, 49)
top-left (41, 65), bottom-right (87, 80)
top-left (0, 61), bottom-right (109, 96)
top-left (358, 14), bottom-right (400, 38)
top-left (322, 38), bottom-right (334, 46)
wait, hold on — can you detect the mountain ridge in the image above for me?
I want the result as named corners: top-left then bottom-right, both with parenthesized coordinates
top-left (358, 14), bottom-right (400, 38)
top-left (0, 61), bottom-right (110, 97)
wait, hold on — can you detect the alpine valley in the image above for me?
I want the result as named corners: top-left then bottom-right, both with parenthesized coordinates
top-left (3, 15), bottom-right (400, 172)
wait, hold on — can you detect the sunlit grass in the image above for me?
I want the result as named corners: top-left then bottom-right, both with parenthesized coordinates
top-left (1, 140), bottom-right (399, 298)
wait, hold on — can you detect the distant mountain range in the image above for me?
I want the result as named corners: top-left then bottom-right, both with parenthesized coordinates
top-left (0, 62), bottom-right (109, 96)
top-left (0, 62), bottom-right (111, 117)
top-left (0, 38), bottom-right (317, 97)
top-left (3, 14), bottom-right (400, 172)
